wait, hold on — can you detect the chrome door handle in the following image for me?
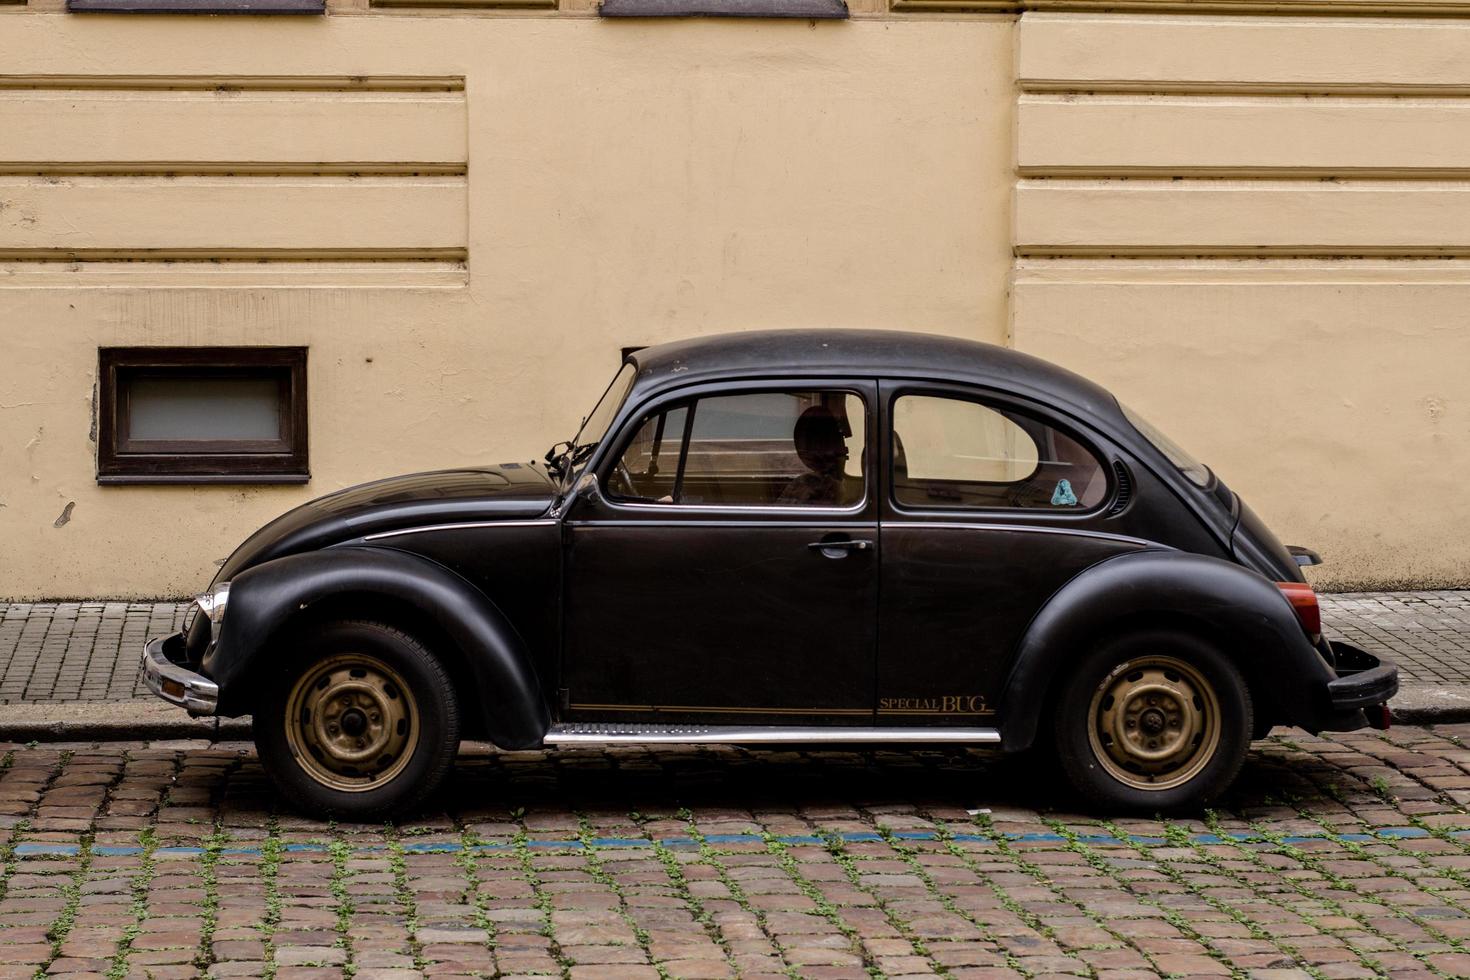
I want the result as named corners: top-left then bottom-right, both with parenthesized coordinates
top-left (807, 538), bottom-right (873, 555)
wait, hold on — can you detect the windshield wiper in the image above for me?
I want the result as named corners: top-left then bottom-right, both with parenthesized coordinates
top-left (543, 440), bottom-right (573, 480)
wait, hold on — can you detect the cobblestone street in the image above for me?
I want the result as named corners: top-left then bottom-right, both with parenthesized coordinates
top-left (7, 728), bottom-right (1470, 978)
top-left (2, 592), bottom-right (1469, 977)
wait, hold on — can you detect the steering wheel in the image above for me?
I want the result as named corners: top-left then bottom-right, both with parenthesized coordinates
top-left (608, 457), bottom-right (638, 498)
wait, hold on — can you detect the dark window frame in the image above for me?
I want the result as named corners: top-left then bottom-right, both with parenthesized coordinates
top-left (601, 384), bottom-right (870, 512)
top-left (886, 384), bottom-right (1111, 516)
top-left (97, 347), bottom-right (309, 485)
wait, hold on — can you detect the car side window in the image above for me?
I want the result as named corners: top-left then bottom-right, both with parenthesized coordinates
top-left (608, 390), bottom-right (866, 508)
top-left (892, 393), bottom-right (1106, 510)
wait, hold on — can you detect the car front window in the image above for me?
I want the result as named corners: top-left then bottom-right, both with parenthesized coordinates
top-left (607, 389), bottom-right (867, 508)
top-left (567, 363), bottom-right (637, 482)
top-left (1119, 401), bottom-right (1212, 488)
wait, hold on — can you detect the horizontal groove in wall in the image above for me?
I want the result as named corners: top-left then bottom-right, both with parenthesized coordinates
top-left (0, 163), bottom-right (468, 177)
top-left (1014, 257), bottom-right (1470, 285)
top-left (1020, 167), bottom-right (1470, 179)
top-left (0, 248), bottom-right (469, 262)
top-left (1017, 245), bottom-right (1470, 258)
top-left (0, 259), bottom-right (468, 288)
top-left (899, 0), bottom-right (1470, 12)
top-left (1021, 81), bottom-right (1470, 98)
top-left (0, 75), bottom-right (465, 92)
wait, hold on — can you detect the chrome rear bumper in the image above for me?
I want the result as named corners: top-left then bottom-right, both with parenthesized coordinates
top-left (142, 633), bottom-right (219, 715)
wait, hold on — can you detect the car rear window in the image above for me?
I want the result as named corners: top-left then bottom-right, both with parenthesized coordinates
top-left (1119, 402), bottom-right (1212, 487)
top-left (892, 394), bottom-right (1107, 511)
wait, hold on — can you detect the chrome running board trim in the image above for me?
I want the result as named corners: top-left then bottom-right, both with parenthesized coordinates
top-left (543, 723), bottom-right (1001, 746)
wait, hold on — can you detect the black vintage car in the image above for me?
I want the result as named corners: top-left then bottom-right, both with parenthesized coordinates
top-left (143, 330), bottom-right (1397, 817)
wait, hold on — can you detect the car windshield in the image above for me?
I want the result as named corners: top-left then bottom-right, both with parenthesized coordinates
top-left (563, 363), bottom-right (637, 483)
top-left (1119, 401), bottom-right (1212, 488)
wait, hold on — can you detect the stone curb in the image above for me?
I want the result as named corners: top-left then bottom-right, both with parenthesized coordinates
top-left (1384, 684), bottom-right (1470, 725)
top-left (0, 701), bottom-right (252, 742)
top-left (4, 683), bottom-right (1469, 741)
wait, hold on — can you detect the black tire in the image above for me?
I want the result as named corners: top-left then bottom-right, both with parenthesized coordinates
top-left (254, 619), bottom-right (460, 820)
top-left (1053, 629), bottom-right (1252, 813)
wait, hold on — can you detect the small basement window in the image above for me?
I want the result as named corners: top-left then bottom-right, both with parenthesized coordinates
top-left (97, 347), bottom-right (309, 485)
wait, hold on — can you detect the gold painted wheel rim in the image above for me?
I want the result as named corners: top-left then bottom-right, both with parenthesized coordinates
top-left (284, 654), bottom-right (419, 793)
top-left (1087, 654), bottom-right (1221, 792)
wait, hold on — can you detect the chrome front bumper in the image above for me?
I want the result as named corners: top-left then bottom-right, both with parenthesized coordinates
top-left (141, 633), bottom-right (219, 715)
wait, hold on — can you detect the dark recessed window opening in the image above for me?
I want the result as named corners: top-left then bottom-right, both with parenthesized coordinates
top-left (97, 347), bottom-right (309, 485)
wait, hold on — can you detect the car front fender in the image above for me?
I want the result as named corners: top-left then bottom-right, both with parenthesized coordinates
top-left (998, 550), bottom-right (1335, 752)
top-left (205, 546), bottom-right (550, 749)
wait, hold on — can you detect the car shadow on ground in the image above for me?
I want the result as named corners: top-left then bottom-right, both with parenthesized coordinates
top-left (193, 732), bottom-right (1420, 829)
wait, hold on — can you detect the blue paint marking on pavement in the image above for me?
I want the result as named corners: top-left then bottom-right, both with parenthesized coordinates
top-left (10, 824), bottom-right (1468, 859)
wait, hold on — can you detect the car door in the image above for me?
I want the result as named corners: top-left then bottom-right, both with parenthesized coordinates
top-left (876, 381), bottom-right (1147, 726)
top-left (562, 379), bottom-right (879, 725)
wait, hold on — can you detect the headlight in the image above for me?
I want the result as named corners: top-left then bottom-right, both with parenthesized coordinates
top-left (194, 582), bottom-right (230, 630)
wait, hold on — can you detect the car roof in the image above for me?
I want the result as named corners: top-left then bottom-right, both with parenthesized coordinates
top-left (628, 329), bottom-right (1126, 426)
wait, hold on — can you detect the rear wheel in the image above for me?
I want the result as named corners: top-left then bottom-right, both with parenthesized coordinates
top-left (1054, 630), bottom-right (1251, 812)
top-left (254, 620), bottom-right (460, 819)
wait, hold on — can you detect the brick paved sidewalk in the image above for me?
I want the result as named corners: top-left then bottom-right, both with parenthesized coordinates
top-left (7, 727), bottom-right (1470, 978)
top-left (2, 592), bottom-right (1469, 705)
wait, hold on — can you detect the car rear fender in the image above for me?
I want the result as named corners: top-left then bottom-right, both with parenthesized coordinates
top-left (998, 549), bottom-right (1335, 752)
top-left (205, 546), bottom-right (550, 749)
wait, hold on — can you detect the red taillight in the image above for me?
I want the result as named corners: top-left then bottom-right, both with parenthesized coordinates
top-left (1276, 582), bottom-right (1321, 638)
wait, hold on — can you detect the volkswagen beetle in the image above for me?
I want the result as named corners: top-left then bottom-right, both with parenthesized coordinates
top-left (143, 329), bottom-right (1397, 817)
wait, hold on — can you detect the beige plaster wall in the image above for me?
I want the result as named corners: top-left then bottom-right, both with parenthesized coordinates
top-left (0, 14), bottom-right (1014, 597)
top-left (1012, 12), bottom-right (1470, 590)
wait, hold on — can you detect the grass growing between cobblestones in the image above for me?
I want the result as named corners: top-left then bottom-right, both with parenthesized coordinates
top-left (453, 823), bottom-right (499, 962)
top-left (385, 826), bottom-right (429, 974)
top-left (957, 815), bottom-right (1159, 968)
top-left (257, 817), bottom-right (286, 980)
top-left (760, 829), bottom-right (878, 975)
top-left (37, 832), bottom-right (93, 979)
top-left (327, 827), bottom-right (357, 974)
top-left (926, 816), bottom-right (1070, 978)
top-left (107, 826), bottom-right (159, 980)
top-left (883, 820), bottom-right (1031, 976)
top-left (679, 807), bottom-right (799, 979)
top-left (1193, 808), bottom-right (1410, 977)
top-left (193, 822), bottom-right (230, 972)
top-left (20, 731), bottom-right (1470, 977)
top-left (840, 826), bottom-right (951, 977)
top-left (576, 814), bottom-right (668, 979)
top-left (634, 809), bottom-right (736, 974)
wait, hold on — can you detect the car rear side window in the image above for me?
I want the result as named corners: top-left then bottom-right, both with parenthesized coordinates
top-left (608, 390), bottom-right (866, 508)
top-left (892, 394), bottom-right (1106, 511)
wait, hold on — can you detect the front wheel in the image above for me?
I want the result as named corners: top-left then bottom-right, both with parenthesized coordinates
top-left (254, 620), bottom-right (461, 820)
top-left (1054, 630), bottom-right (1252, 812)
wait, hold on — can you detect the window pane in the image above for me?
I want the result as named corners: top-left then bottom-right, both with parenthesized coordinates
top-left (128, 377), bottom-right (283, 441)
top-left (1119, 401), bottom-right (1212, 488)
top-left (894, 394), bottom-right (1105, 510)
top-left (610, 390), bottom-right (865, 507)
top-left (612, 405), bottom-right (688, 501)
